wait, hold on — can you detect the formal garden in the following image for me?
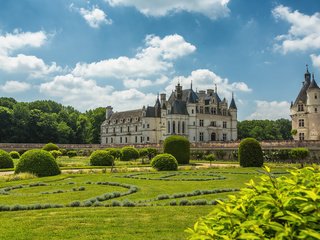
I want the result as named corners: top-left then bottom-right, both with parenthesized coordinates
top-left (0, 137), bottom-right (319, 239)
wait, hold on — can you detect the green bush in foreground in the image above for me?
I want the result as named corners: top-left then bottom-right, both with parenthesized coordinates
top-left (163, 135), bottom-right (190, 164)
top-left (15, 149), bottom-right (61, 177)
top-left (120, 147), bottom-right (139, 161)
top-left (187, 166), bottom-right (320, 239)
top-left (90, 150), bottom-right (114, 166)
top-left (150, 153), bottom-right (178, 171)
top-left (42, 142), bottom-right (59, 151)
top-left (0, 150), bottom-right (14, 169)
top-left (239, 138), bottom-right (263, 167)
top-left (9, 151), bottom-right (20, 159)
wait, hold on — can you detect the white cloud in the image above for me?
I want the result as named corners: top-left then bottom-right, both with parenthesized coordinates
top-left (165, 69), bottom-right (251, 100)
top-left (72, 4), bottom-right (112, 28)
top-left (311, 54), bottom-right (320, 68)
top-left (0, 30), bottom-right (61, 77)
top-left (123, 75), bottom-right (168, 88)
top-left (272, 5), bottom-right (320, 53)
top-left (0, 80), bottom-right (31, 93)
top-left (40, 74), bottom-right (156, 111)
top-left (106, 0), bottom-right (230, 20)
top-left (72, 34), bottom-right (196, 79)
top-left (0, 30), bottom-right (47, 55)
top-left (247, 100), bottom-right (291, 120)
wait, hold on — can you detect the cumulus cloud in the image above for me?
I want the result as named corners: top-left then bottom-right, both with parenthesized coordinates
top-left (106, 0), bottom-right (230, 20)
top-left (272, 5), bottom-right (320, 53)
top-left (311, 54), bottom-right (320, 68)
top-left (70, 4), bottom-right (112, 28)
top-left (123, 75), bottom-right (168, 88)
top-left (40, 74), bottom-right (156, 111)
top-left (0, 80), bottom-right (31, 93)
top-left (247, 100), bottom-right (291, 120)
top-left (0, 30), bottom-right (61, 77)
top-left (72, 34), bottom-right (196, 79)
top-left (165, 69), bottom-right (251, 100)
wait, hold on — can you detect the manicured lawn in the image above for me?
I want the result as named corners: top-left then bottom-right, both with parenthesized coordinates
top-left (0, 166), bottom-right (291, 239)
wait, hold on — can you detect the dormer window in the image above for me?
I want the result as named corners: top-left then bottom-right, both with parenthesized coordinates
top-left (298, 104), bottom-right (304, 111)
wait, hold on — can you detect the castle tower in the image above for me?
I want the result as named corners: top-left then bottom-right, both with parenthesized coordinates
top-left (229, 93), bottom-right (237, 140)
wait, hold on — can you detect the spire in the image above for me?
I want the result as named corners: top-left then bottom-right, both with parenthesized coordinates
top-left (306, 64), bottom-right (309, 73)
top-left (190, 80), bottom-right (193, 90)
top-left (308, 73), bottom-right (320, 90)
top-left (229, 92), bottom-right (237, 109)
top-left (305, 64), bottom-right (311, 83)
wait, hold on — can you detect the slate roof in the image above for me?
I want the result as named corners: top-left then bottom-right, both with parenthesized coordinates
top-left (170, 100), bottom-right (188, 115)
top-left (229, 97), bottom-right (237, 109)
top-left (109, 109), bottom-right (142, 121)
top-left (294, 81), bottom-right (310, 105)
top-left (308, 76), bottom-right (320, 90)
top-left (168, 89), bottom-right (221, 104)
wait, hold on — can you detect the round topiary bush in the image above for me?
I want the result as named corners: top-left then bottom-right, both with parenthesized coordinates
top-left (15, 149), bottom-right (61, 177)
top-left (42, 142), bottom-right (59, 151)
top-left (150, 153), bottom-right (178, 171)
top-left (67, 150), bottom-right (77, 158)
top-left (50, 150), bottom-right (62, 159)
top-left (120, 147), bottom-right (139, 161)
top-left (105, 148), bottom-right (122, 160)
top-left (163, 135), bottom-right (190, 164)
top-left (238, 138), bottom-right (263, 167)
top-left (0, 150), bottom-right (14, 169)
top-left (9, 151), bottom-right (20, 159)
top-left (90, 150), bottom-right (114, 166)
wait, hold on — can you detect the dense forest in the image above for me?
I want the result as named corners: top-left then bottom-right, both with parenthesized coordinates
top-left (0, 97), bottom-right (292, 143)
top-left (0, 97), bottom-right (105, 144)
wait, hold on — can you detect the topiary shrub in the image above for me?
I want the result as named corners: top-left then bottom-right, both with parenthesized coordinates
top-left (0, 150), bottom-right (14, 169)
top-left (120, 147), bottom-right (139, 161)
top-left (9, 151), bottom-right (20, 159)
top-left (90, 150), bottom-right (114, 166)
top-left (42, 142), bottom-right (59, 151)
top-left (15, 149), bottom-right (61, 177)
top-left (289, 147), bottom-right (310, 167)
top-left (204, 154), bottom-right (216, 165)
top-left (238, 138), bottom-right (263, 167)
top-left (163, 135), bottom-right (190, 164)
top-left (67, 150), bottom-right (77, 158)
top-left (50, 150), bottom-right (62, 159)
top-left (150, 153), bottom-right (178, 171)
top-left (187, 166), bottom-right (320, 239)
top-left (105, 148), bottom-right (122, 160)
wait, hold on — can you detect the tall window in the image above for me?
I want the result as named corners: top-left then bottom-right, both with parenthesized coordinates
top-left (200, 106), bottom-right (204, 113)
top-left (298, 104), bottom-right (304, 111)
top-left (178, 121), bottom-right (180, 133)
top-left (125, 137), bottom-right (128, 143)
top-left (120, 127), bottom-right (122, 133)
top-left (222, 109), bottom-right (227, 116)
top-left (168, 121), bottom-right (171, 133)
top-left (173, 121), bottom-right (176, 133)
top-left (135, 136), bottom-right (137, 143)
top-left (127, 126), bottom-right (130, 132)
top-left (182, 121), bottom-right (185, 134)
top-left (223, 133), bottom-right (227, 141)
top-left (299, 132), bottom-right (305, 140)
top-left (223, 122), bottom-right (227, 128)
top-left (120, 137), bottom-right (122, 143)
top-left (199, 132), bottom-right (204, 141)
top-left (315, 108), bottom-right (318, 113)
top-left (199, 120), bottom-right (204, 127)
top-left (315, 94), bottom-right (318, 99)
top-left (135, 126), bottom-right (138, 132)
top-left (111, 138), bottom-right (113, 143)
top-left (299, 119), bottom-right (304, 127)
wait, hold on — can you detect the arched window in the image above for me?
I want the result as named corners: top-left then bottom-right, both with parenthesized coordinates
top-left (173, 121), bottom-right (176, 133)
top-left (182, 121), bottom-right (185, 134)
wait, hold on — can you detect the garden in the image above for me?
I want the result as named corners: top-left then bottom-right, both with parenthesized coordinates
top-left (0, 137), bottom-right (319, 240)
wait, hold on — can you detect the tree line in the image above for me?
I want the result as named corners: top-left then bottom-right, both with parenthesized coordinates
top-left (0, 97), bottom-right (292, 143)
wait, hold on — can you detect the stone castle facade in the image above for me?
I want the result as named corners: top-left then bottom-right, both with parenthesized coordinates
top-left (291, 66), bottom-right (320, 140)
top-left (101, 83), bottom-right (237, 144)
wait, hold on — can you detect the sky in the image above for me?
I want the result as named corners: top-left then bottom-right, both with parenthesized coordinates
top-left (0, 0), bottom-right (320, 120)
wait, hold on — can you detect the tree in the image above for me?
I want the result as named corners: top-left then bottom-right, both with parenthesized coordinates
top-left (0, 107), bottom-right (13, 142)
top-left (86, 107), bottom-right (106, 143)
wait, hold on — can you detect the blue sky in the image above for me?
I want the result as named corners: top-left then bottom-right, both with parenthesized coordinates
top-left (0, 0), bottom-right (320, 120)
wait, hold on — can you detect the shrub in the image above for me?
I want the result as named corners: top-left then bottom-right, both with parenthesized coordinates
top-left (187, 166), bottom-right (320, 239)
top-left (120, 147), bottom-right (139, 161)
top-left (42, 142), bottom-right (59, 151)
top-left (238, 138), bottom-right (263, 167)
top-left (146, 148), bottom-right (158, 160)
top-left (67, 150), bottom-right (77, 158)
top-left (15, 149), bottom-right (61, 177)
top-left (215, 150), bottom-right (226, 160)
top-left (105, 148), bottom-right (122, 159)
top-left (0, 150), bottom-right (14, 169)
top-left (151, 154), bottom-right (178, 171)
top-left (90, 150), bottom-right (114, 166)
top-left (9, 151), bottom-right (20, 159)
top-left (191, 150), bottom-right (205, 160)
top-left (204, 154), bottom-right (216, 165)
top-left (289, 147), bottom-right (310, 167)
top-left (50, 150), bottom-right (62, 159)
top-left (163, 135), bottom-right (190, 164)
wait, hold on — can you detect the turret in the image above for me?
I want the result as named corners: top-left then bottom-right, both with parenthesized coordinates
top-left (160, 93), bottom-right (167, 109)
top-left (154, 94), bottom-right (161, 117)
top-left (106, 106), bottom-right (113, 119)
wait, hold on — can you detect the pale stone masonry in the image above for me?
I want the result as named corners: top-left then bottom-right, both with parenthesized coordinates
top-left (290, 65), bottom-right (320, 140)
top-left (101, 83), bottom-right (238, 144)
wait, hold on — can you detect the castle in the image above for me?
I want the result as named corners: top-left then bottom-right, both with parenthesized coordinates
top-left (101, 83), bottom-right (237, 144)
top-left (291, 65), bottom-right (320, 140)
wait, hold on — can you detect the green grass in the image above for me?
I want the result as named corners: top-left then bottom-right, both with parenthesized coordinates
top-left (0, 166), bottom-right (292, 239)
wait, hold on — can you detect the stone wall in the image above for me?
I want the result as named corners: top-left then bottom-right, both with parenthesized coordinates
top-left (1, 140), bottom-right (320, 151)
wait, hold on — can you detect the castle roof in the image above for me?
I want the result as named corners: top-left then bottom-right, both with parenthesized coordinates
top-left (229, 94), bottom-right (237, 109)
top-left (307, 74), bottom-right (320, 90)
top-left (170, 100), bottom-right (188, 115)
top-left (109, 109), bottom-right (142, 121)
top-left (294, 81), bottom-right (310, 105)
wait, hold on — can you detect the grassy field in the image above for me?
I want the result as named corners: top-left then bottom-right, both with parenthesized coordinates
top-left (0, 166), bottom-right (292, 239)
